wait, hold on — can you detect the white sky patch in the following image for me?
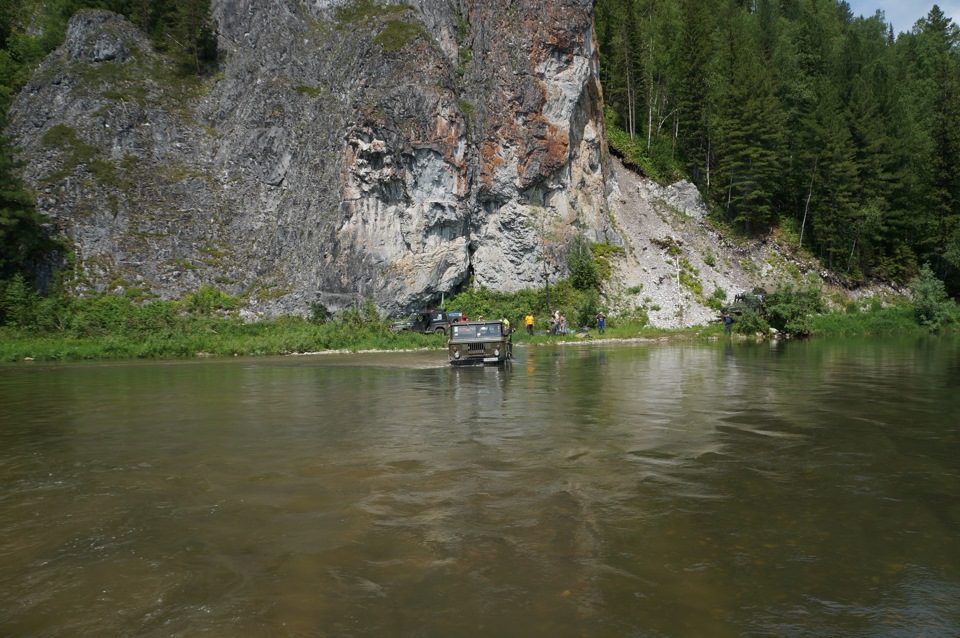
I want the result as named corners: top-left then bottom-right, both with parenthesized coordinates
top-left (846, 0), bottom-right (960, 34)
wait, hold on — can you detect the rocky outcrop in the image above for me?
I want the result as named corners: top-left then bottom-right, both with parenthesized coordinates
top-left (6, 0), bottom-right (617, 317)
top-left (605, 160), bottom-right (909, 329)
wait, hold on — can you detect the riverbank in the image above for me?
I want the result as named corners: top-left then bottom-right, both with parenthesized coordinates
top-left (0, 322), bottom-right (655, 363)
top-left (2, 303), bottom-right (947, 364)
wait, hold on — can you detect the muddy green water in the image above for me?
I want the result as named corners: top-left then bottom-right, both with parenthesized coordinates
top-left (1, 337), bottom-right (958, 637)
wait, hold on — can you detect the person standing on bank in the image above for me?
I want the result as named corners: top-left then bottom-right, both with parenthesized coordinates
top-left (525, 312), bottom-right (534, 335)
top-left (596, 311), bottom-right (606, 335)
top-left (724, 312), bottom-right (733, 336)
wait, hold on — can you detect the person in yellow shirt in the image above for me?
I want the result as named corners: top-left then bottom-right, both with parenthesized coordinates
top-left (524, 313), bottom-right (534, 335)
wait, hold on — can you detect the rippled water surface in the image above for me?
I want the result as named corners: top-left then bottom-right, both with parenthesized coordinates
top-left (1, 337), bottom-right (959, 637)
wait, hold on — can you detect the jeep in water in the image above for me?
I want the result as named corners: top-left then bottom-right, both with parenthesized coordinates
top-left (448, 320), bottom-right (513, 366)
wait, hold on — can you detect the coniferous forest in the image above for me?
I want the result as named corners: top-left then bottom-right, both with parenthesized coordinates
top-left (595, 0), bottom-right (960, 295)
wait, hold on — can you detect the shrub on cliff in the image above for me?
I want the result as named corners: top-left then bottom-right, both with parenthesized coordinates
top-left (569, 233), bottom-right (598, 291)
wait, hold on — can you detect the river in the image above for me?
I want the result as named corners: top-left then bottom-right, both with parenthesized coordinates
top-left (1, 337), bottom-right (958, 637)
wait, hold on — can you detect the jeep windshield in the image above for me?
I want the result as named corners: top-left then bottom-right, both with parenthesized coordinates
top-left (450, 323), bottom-right (504, 339)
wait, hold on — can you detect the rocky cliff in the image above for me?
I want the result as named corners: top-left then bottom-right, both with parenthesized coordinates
top-left (6, 0), bottom-right (617, 317)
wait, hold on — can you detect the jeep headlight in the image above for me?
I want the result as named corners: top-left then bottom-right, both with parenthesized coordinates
top-left (453, 350), bottom-right (461, 359)
top-left (494, 347), bottom-right (500, 357)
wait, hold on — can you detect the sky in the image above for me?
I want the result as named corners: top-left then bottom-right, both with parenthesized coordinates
top-left (846, 0), bottom-right (960, 34)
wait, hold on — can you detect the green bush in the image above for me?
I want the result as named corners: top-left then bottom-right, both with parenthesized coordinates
top-left (447, 285), bottom-right (547, 327)
top-left (910, 264), bottom-right (958, 332)
top-left (337, 299), bottom-right (388, 332)
top-left (615, 305), bottom-right (649, 329)
top-left (569, 233), bottom-right (598, 291)
top-left (309, 301), bottom-right (329, 324)
top-left (180, 285), bottom-right (241, 316)
top-left (573, 289), bottom-right (599, 329)
top-left (592, 242), bottom-right (625, 282)
top-left (764, 281), bottom-right (825, 337)
top-left (1, 275), bottom-right (36, 328)
top-left (734, 308), bottom-right (770, 335)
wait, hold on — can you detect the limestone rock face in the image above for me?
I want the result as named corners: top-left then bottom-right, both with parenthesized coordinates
top-left (6, 1), bottom-right (616, 316)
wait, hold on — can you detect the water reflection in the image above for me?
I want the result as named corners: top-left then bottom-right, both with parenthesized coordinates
top-left (1, 338), bottom-right (958, 636)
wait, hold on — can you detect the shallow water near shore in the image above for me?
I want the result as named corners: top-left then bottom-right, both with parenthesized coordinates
top-left (1, 337), bottom-right (958, 637)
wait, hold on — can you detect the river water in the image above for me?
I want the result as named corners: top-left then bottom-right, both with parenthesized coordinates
top-left (1, 337), bottom-right (958, 637)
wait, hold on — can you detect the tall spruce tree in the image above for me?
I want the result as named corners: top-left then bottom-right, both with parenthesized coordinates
top-left (712, 5), bottom-right (785, 231)
top-left (918, 6), bottom-right (960, 290)
top-left (673, 0), bottom-right (716, 183)
top-left (597, 0), bottom-right (645, 140)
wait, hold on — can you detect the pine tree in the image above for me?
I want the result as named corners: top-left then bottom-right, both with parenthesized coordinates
top-left (673, 0), bottom-right (717, 183)
top-left (596, 0), bottom-right (644, 140)
top-left (712, 6), bottom-right (785, 232)
top-left (803, 85), bottom-right (859, 270)
top-left (568, 234), bottom-right (598, 291)
top-left (921, 7), bottom-right (960, 290)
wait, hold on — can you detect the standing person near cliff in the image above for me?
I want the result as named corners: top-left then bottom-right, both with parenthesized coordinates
top-left (525, 312), bottom-right (535, 335)
top-left (596, 311), bottom-right (605, 334)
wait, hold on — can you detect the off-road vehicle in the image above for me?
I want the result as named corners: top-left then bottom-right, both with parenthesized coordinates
top-left (389, 310), bottom-right (454, 335)
top-left (448, 320), bottom-right (513, 366)
top-left (721, 289), bottom-right (767, 319)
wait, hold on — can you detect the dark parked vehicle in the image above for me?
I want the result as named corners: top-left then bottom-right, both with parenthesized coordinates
top-left (448, 320), bottom-right (513, 366)
top-left (389, 310), bottom-right (454, 335)
top-left (721, 289), bottom-right (767, 319)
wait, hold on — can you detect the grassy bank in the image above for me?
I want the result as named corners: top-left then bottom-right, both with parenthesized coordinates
top-left (3, 305), bottom-right (943, 364)
top-left (809, 304), bottom-right (926, 337)
top-left (0, 307), bottom-right (951, 364)
top-left (0, 284), bottom-right (448, 362)
top-left (0, 321), bottom-right (715, 363)
top-left (2, 271), bottom-right (957, 362)
top-left (0, 320), bottom-right (445, 362)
